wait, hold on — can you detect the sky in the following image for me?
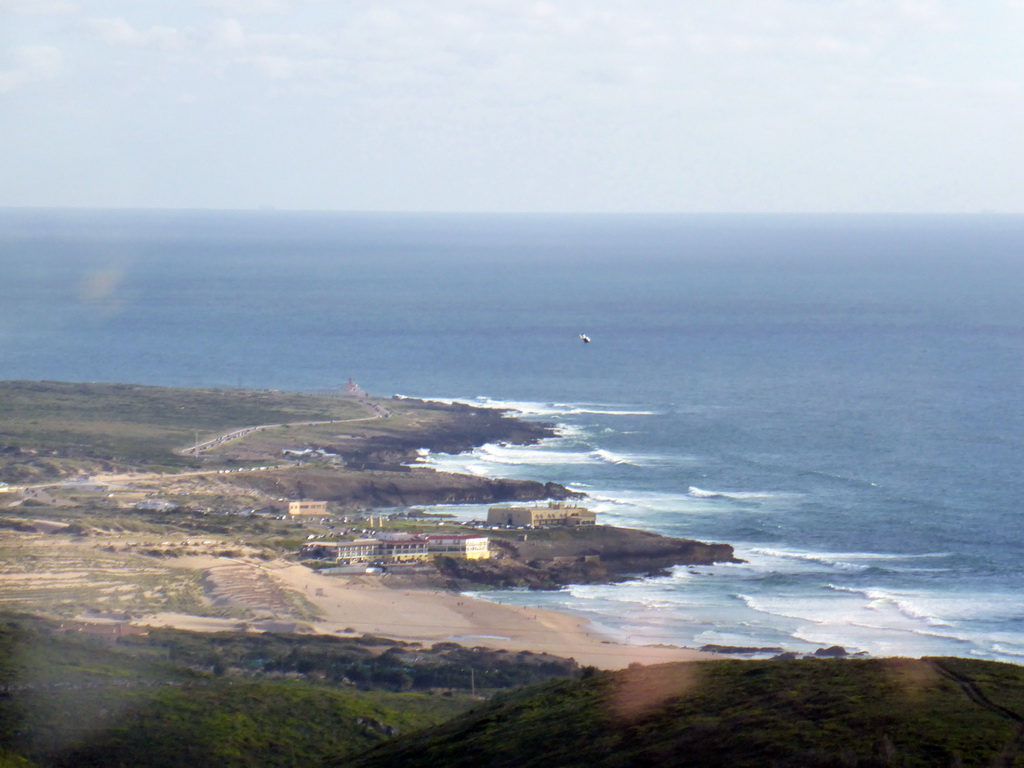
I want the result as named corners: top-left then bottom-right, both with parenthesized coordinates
top-left (2, 0), bottom-right (1023, 213)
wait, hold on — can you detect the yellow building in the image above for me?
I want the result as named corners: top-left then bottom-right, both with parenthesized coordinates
top-left (425, 534), bottom-right (491, 560)
top-left (301, 533), bottom-right (491, 564)
top-left (300, 539), bottom-right (380, 563)
top-left (487, 501), bottom-right (596, 527)
top-left (380, 537), bottom-right (431, 563)
top-left (288, 500), bottom-right (328, 516)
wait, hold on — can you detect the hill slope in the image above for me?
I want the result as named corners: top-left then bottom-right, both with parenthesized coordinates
top-left (337, 658), bottom-right (1024, 768)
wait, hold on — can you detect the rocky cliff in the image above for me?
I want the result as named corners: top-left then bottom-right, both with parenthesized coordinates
top-left (233, 467), bottom-right (579, 508)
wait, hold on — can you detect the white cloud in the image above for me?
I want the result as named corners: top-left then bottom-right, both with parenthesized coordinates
top-left (243, 54), bottom-right (297, 79)
top-left (978, 79), bottom-right (1022, 99)
top-left (220, 25), bottom-right (328, 55)
top-left (0, 44), bottom-right (62, 93)
top-left (86, 17), bottom-right (194, 50)
top-left (810, 35), bottom-right (867, 57)
top-left (896, 0), bottom-right (957, 32)
top-left (0, 0), bottom-right (76, 14)
top-left (199, 0), bottom-right (298, 13)
top-left (209, 18), bottom-right (246, 48)
top-left (3, 1), bottom-right (1020, 211)
top-left (893, 74), bottom-right (938, 91)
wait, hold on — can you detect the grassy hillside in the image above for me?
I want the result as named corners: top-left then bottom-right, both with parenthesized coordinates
top-left (0, 381), bottom-right (554, 495)
top-left (337, 657), bottom-right (1024, 768)
top-left (27, 682), bottom-right (456, 768)
top-left (0, 614), bottom-right (580, 768)
top-left (0, 380), bottom-right (374, 477)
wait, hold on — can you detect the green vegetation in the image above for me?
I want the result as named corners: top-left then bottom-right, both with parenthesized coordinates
top-left (0, 614), bottom-right (579, 767)
top-left (9, 381), bottom-right (1024, 767)
top-left (338, 658), bottom-right (1024, 768)
top-left (32, 613), bottom-right (1018, 768)
top-left (24, 682), bottom-right (459, 768)
top-left (0, 380), bottom-right (381, 479)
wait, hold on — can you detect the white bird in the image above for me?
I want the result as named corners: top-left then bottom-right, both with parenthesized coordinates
top-left (579, 334), bottom-right (591, 343)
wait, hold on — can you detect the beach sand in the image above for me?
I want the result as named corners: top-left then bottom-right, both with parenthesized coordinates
top-left (136, 556), bottom-right (712, 670)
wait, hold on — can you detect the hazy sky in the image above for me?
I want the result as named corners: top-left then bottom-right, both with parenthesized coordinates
top-left (3, 1), bottom-right (1022, 212)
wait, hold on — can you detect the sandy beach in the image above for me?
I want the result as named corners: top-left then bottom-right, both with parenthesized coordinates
top-left (136, 556), bottom-right (713, 670)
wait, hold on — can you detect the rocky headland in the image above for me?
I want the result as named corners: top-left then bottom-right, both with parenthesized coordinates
top-left (326, 398), bottom-right (558, 467)
top-left (234, 466), bottom-right (578, 508)
top-left (2, 382), bottom-right (738, 595)
top-left (224, 397), bottom-right (579, 507)
top-left (428, 525), bottom-right (740, 590)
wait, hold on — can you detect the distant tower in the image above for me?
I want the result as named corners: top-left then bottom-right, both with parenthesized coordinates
top-left (345, 377), bottom-right (364, 397)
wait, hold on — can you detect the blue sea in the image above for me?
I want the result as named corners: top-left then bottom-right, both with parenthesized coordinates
top-left (2, 208), bottom-right (1022, 662)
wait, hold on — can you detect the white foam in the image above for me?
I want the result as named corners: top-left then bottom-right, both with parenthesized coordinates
top-left (581, 489), bottom-right (737, 525)
top-left (733, 583), bottom-right (1024, 659)
top-left (565, 408), bottom-right (658, 416)
top-left (394, 394), bottom-right (560, 416)
top-left (419, 440), bottom-right (676, 477)
top-left (744, 547), bottom-right (948, 574)
top-left (400, 394), bottom-right (659, 418)
top-left (825, 585), bottom-right (954, 627)
top-left (590, 449), bottom-right (638, 466)
top-left (477, 443), bottom-right (594, 465)
top-left (688, 486), bottom-right (781, 500)
top-left (420, 443), bottom-right (596, 471)
top-left (986, 642), bottom-right (1024, 659)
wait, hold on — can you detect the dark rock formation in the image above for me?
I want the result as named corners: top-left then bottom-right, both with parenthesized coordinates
top-left (232, 467), bottom-right (579, 508)
top-left (700, 645), bottom-right (786, 656)
top-left (227, 398), bottom-right (571, 507)
top-left (813, 646), bottom-right (849, 658)
top-left (430, 526), bottom-right (741, 590)
top-left (317, 398), bottom-right (557, 467)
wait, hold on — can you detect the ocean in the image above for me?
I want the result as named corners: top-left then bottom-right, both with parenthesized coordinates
top-left (2, 208), bottom-right (1022, 662)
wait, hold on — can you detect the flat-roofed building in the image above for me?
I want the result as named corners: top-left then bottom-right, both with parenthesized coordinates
top-left (425, 534), bottom-right (491, 559)
top-left (487, 501), bottom-right (596, 528)
top-left (300, 541), bottom-right (342, 560)
top-left (379, 537), bottom-right (430, 562)
top-left (301, 533), bottom-right (491, 563)
top-left (301, 538), bottom-right (382, 564)
top-left (288, 500), bottom-right (328, 516)
top-left (336, 538), bottom-right (384, 563)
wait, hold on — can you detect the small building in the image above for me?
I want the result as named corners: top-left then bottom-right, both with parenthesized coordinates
top-left (288, 500), bottom-right (329, 516)
top-left (301, 539), bottom-right (381, 564)
top-left (487, 501), bottom-right (596, 528)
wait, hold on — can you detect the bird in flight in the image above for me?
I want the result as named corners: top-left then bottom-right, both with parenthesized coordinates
top-left (579, 334), bottom-right (591, 343)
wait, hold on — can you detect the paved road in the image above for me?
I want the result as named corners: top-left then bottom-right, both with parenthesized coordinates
top-left (6, 400), bottom-right (392, 493)
top-left (180, 408), bottom-right (388, 456)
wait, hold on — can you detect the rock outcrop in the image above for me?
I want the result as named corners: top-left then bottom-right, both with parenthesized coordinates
top-left (235, 467), bottom-right (579, 508)
top-left (430, 526), bottom-right (741, 590)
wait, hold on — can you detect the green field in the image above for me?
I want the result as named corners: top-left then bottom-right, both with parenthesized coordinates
top-left (0, 381), bottom-right (388, 479)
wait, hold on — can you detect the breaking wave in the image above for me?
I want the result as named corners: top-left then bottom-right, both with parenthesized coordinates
top-left (688, 486), bottom-right (780, 500)
top-left (746, 547), bottom-right (952, 574)
top-left (824, 585), bottom-right (954, 627)
top-left (399, 394), bottom-right (658, 418)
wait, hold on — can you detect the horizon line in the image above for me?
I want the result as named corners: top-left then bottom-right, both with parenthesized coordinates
top-left (0, 205), bottom-right (1019, 217)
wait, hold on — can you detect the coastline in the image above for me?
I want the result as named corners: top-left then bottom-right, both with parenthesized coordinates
top-left (135, 556), bottom-right (714, 669)
top-left (0, 381), bottom-right (722, 667)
